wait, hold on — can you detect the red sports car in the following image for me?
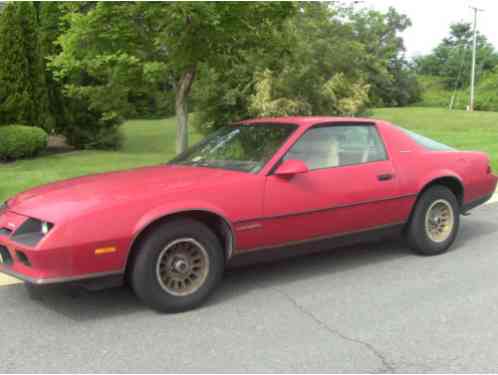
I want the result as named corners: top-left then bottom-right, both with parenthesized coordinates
top-left (0, 117), bottom-right (496, 312)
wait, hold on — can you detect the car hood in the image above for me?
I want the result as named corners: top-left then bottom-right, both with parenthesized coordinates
top-left (7, 165), bottom-right (245, 222)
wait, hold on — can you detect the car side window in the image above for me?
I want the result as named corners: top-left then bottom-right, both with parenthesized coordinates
top-left (284, 125), bottom-right (387, 170)
top-left (396, 126), bottom-right (455, 151)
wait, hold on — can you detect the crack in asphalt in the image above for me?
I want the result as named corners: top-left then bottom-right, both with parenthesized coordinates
top-left (273, 287), bottom-right (395, 373)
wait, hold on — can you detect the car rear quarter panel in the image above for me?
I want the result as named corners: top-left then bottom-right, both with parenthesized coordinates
top-left (457, 151), bottom-right (497, 202)
top-left (379, 122), bottom-right (495, 205)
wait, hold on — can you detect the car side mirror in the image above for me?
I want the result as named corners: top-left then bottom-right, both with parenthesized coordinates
top-left (274, 159), bottom-right (309, 177)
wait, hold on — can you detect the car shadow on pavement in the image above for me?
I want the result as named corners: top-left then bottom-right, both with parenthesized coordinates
top-left (208, 216), bottom-right (498, 308)
top-left (207, 238), bottom-right (412, 308)
top-left (452, 218), bottom-right (497, 248)
top-left (19, 283), bottom-right (149, 321)
top-left (18, 215), bottom-right (497, 320)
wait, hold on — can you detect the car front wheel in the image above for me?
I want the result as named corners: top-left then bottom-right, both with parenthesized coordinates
top-left (406, 185), bottom-right (460, 255)
top-left (130, 218), bottom-right (224, 312)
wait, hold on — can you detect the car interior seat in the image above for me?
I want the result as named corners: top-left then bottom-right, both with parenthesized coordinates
top-left (285, 132), bottom-right (339, 170)
top-left (307, 137), bottom-right (339, 169)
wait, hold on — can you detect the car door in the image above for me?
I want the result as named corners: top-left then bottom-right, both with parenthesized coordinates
top-left (260, 123), bottom-right (407, 248)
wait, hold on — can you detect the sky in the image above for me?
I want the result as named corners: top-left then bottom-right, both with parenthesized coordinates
top-left (346, 0), bottom-right (498, 58)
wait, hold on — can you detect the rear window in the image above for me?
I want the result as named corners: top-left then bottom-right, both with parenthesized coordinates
top-left (398, 127), bottom-right (455, 151)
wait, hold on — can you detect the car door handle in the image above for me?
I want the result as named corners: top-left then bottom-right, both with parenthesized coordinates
top-left (377, 173), bottom-right (395, 181)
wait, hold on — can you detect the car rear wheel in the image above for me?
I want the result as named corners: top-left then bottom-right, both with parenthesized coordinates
top-left (130, 218), bottom-right (224, 312)
top-left (406, 185), bottom-right (460, 255)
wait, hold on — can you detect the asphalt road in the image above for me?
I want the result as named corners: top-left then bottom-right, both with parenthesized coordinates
top-left (0, 203), bottom-right (498, 372)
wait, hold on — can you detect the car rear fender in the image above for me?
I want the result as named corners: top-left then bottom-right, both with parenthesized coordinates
top-left (401, 171), bottom-right (464, 232)
top-left (417, 171), bottom-right (464, 205)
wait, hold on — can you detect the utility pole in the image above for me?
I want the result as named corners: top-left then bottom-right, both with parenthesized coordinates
top-left (469, 6), bottom-right (484, 112)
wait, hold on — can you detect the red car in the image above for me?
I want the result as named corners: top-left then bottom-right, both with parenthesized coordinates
top-left (0, 117), bottom-right (496, 312)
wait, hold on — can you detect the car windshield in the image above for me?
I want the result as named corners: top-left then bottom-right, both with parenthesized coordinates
top-left (169, 123), bottom-right (297, 173)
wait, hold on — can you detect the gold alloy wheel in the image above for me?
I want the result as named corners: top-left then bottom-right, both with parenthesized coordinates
top-left (424, 199), bottom-right (455, 243)
top-left (156, 238), bottom-right (210, 296)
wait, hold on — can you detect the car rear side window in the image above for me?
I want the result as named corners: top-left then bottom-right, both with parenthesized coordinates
top-left (397, 127), bottom-right (455, 151)
top-left (284, 124), bottom-right (387, 170)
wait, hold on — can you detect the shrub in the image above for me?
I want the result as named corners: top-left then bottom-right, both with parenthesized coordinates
top-left (475, 68), bottom-right (498, 112)
top-left (416, 74), bottom-right (498, 111)
top-left (249, 70), bottom-right (370, 118)
top-left (125, 90), bottom-right (176, 119)
top-left (62, 99), bottom-right (124, 150)
top-left (416, 75), bottom-right (455, 108)
top-left (0, 125), bottom-right (48, 160)
top-left (64, 123), bottom-right (123, 150)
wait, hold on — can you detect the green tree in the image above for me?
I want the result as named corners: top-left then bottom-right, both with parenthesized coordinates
top-left (416, 22), bottom-right (498, 89)
top-left (38, 1), bottom-right (67, 131)
top-left (348, 7), bottom-right (415, 106)
top-left (193, 3), bottom-right (415, 132)
top-left (0, 2), bottom-right (52, 130)
top-left (51, 2), bottom-right (296, 153)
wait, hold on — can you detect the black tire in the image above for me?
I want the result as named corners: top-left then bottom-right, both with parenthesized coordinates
top-left (130, 218), bottom-right (224, 313)
top-left (406, 185), bottom-right (460, 255)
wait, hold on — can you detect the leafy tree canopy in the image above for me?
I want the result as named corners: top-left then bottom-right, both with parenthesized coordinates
top-left (193, 3), bottom-right (419, 133)
top-left (415, 22), bottom-right (498, 89)
top-left (38, 1), bottom-right (67, 131)
top-left (0, 2), bottom-right (52, 130)
top-left (51, 2), bottom-right (296, 153)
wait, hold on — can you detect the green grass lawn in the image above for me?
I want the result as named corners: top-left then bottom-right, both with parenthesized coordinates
top-left (1, 107), bottom-right (497, 202)
top-left (0, 117), bottom-right (201, 202)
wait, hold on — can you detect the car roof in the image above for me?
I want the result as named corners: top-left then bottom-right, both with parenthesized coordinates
top-left (238, 116), bottom-right (379, 128)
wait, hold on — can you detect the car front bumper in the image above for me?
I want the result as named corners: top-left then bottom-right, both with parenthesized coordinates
top-left (0, 233), bottom-right (123, 286)
top-left (0, 264), bottom-right (122, 285)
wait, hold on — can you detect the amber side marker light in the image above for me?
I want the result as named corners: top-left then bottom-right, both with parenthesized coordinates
top-left (95, 246), bottom-right (117, 255)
